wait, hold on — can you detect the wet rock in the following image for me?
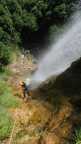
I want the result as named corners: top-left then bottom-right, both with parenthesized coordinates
top-left (8, 57), bottom-right (81, 144)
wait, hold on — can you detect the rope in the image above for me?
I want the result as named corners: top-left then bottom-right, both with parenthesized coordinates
top-left (8, 109), bottom-right (18, 144)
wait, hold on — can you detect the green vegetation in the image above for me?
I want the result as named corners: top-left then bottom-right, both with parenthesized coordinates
top-left (0, 80), bottom-right (20, 108)
top-left (0, 0), bottom-right (78, 65)
top-left (0, 42), bottom-right (11, 66)
top-left (0, 106), bottom-right (13, 140)
top-left (0, 70), bottom-right (21, 140)
top-left (0, 67), bottom-right (12, 81)
top-left (74, 128), bottom-right (81, 144)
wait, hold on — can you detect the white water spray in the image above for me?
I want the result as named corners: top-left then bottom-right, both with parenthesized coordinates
top-left (27, 13), bottom-right (81, 89)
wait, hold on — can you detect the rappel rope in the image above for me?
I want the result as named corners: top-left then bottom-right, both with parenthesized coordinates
top-left (8, 109), bottom-right (18, 144)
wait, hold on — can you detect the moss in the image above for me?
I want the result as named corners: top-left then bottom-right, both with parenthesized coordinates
top-left (0, 79), bottom-right (21, 140)
top-left (74, 127), bottom-right (81, 144)
top-left (0, 106), bottom-right (13, 140)
top-left (0, 80), bottom-right (21, 108)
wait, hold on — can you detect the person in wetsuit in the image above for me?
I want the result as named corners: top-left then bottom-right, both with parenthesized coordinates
top-left (19, 80), bottom-right (31, 101)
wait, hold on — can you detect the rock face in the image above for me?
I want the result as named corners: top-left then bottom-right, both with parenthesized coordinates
top-left (9, 58), bottom-right (81, 144)
top-left (30, 58), bottom-right (81, 144)
top-left (54, 57), bottom-right (81, 95)
top-left (11, 99), bottom-right (73, 144)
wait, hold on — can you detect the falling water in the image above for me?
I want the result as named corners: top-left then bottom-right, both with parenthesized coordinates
top-left (26, 13), bottom-right (81, 89)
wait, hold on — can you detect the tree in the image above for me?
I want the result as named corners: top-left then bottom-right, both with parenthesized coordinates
top-left (0, 0), bottom-right (78, 53)
top-left (0, 42), bottom-right (11, 65)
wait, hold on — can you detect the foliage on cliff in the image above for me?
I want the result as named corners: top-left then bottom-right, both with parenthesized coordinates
top-left (0, 0), bottom-right (79, 65)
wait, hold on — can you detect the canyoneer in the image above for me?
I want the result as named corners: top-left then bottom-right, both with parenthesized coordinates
top-left (19, 78), bottom-right (31, 101)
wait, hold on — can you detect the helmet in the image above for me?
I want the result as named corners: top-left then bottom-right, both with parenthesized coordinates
top-left (26, 78), bottom-right (31, 86)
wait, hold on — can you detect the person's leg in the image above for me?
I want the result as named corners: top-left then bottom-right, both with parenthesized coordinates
top-left (28, 92), bottom-right (31, 99)
top-left (23, 91), bottom-right (25, 99)
top-left (25, 90), bottom-right (29, 101)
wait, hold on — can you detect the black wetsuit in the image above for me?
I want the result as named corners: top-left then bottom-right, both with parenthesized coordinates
top-left (24, 84), bottom-right (30, 96)
top-left (22, 83), bottom-right (30, 98)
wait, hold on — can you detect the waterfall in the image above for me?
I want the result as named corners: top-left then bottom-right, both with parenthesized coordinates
top-left (27, 13), bottom-right (81, 89)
